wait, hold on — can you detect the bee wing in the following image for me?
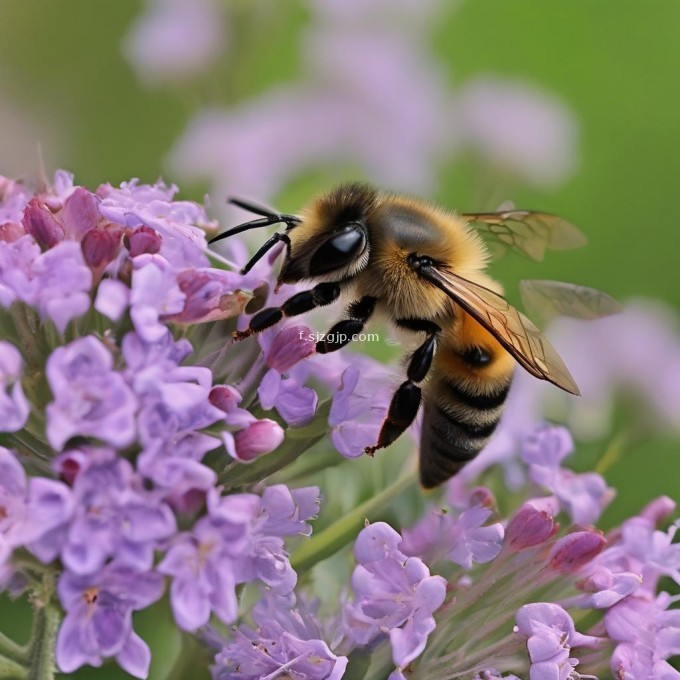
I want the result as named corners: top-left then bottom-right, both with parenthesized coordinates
top-left (461, 210), bottom-right (587, 261)
top-left (520, 279), bottom-right (623, 323)
top-left (420, 266), bottom-right (580, 395)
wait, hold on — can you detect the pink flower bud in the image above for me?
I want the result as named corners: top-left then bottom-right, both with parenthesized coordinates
top-left (233, 419), bottom-right (284, 461)
top-left (468, 486), bottom-right (496, 509)
top-left (266, 324), bottom-right (315, 373)
top-left (639, 496), bottom-right (676, 526)
top-left (548, 529), bottom-right (605, 573)
top-left (81, 227), bottom-right (123, 269)
top-left (209, 385), bottom-right (242, 413)
top-left (22, 198), bottom-right (64, 248)
top-left (506, 503), bottom-right (558, 550)
top-left (124, 226), bottom-right (162, 257)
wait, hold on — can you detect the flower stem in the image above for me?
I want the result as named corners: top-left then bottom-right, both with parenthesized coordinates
top-left (291, 467), bottom-right (418, 574)
top-left (28, 602), bottom-right (60, 680)
top-left (0, 630), bottom-right (28, 667)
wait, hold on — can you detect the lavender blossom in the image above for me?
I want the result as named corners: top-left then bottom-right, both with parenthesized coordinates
top-left (45, 336), bottom-right (137, 450)
top-left (56, 565), bottom-right (164, 678)
top-left (514, 603), bottom-right (603, 680)
top-left (0, 340), bottom-right (29, 431)
top-left (214, 592), bottom-right (348, 680)
top-left (344, 522), bottom-right (447, 670)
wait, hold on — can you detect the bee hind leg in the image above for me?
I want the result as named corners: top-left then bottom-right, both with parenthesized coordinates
top-left (316, 296), bottom-right (378, 353)
top-left (233, 281), bottom-right (342, 340)
top-left (365, 319), bottom-right (440, 455)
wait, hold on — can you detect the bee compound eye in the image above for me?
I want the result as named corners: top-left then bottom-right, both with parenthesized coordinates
top-left (308, 225), bottom-right (366, 276)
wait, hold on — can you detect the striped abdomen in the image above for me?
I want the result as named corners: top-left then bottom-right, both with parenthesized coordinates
top-left (419, 315), bottom-right (514, 488)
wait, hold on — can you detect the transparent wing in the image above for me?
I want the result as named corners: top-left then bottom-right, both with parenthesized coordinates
top-left (420, 266), bottom-right (580, 395)
top-left (461, 210), bottom-right (587, 261)
top-left (520, 279), bottom-right (623, 323)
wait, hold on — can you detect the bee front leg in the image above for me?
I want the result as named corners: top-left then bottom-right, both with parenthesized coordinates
top-left (233, 281), bottom-right (342, 340)
top-left (366, 319), bottom-right (440, 455)
top-left (316, 296), bottom-right (378, 353)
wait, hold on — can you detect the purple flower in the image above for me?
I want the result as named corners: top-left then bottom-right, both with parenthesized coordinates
top-left (401, 498), bottom-right (504, 569)
top-left (56, 564), bottom-right (164, 678)
top-left (158, 497), bottom-right (251, 630)
top-left (0, 341), bottom-right (29, 431)
top-left (0, 176), bottom-right (31, 226)
top-left (97, 178), bottom-right (212, 267)
top-left (0, 235), bottom-right (39, 307)
top-left (255, 323), bottom-right (319, 427)
top-left (122, 0), bottom-right (227, 86)
top-left (130, 256), bottom-right (186, 342)
top-left (58, 452), bottom-right (176, 575)
top-left (165, 267), bottom-right (256, 324)
top-left (258, 370), bottom-right (318, 427)
top-left (522, 424), bottom-right (614, 524)
top-left (457, 77), bottom-right (578, 188)
top-left (0, 447), bottom-right (73, 555)
top-left (344, 521), bottom-right (446, 669)
top-left (58, 185), bottom-right (101, 239)
top-left (227, 484), bottom-right (320, 594)
top-left (31, 241), bottom-right (93, 332)
top-left (563, 566), bottom-right (641, 609)
top-left (605, 594), bottom-right (680, 680)
top-left (515, 603), bottom-right (603, 680)
top-left (214, 592), bottom-right (347, 680)
top-left (160, 486), bottom-right (318, 630)
top-left (329, 365), bottom-right (392, 458)
top-left (94, 278), bottom-right (130, 321)
top-left (45, 336), bottom-right (137, 450)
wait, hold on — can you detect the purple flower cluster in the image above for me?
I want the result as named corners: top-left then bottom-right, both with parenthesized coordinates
top-left (0, 172), bottom-right (332, 678)
top-left (343, 522), bottom-right (447, 673)
top-left (215, 592), bottom-right (347, 680)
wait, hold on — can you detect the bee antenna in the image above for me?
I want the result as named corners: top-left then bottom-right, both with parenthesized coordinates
top-left (229, 197), bottom-right (279, 220)
top-left (209, 199), bottom-right (301, 245)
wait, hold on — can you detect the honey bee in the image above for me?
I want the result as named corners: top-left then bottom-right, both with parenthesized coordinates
top-left (210, 184), bottom-right (619, 488)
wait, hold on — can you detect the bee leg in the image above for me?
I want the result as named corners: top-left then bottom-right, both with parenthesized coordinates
top-left (366, 319), bottom-right (440, 455)
top-left (233, 281), bottom-right (342, 340)
top-left (316, 296), bottom-right (378, 354)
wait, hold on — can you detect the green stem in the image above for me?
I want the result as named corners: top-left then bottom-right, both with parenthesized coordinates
top-left (28, 602), bottom-right (60, 680)
top-left (0, 630), bottom-right (28, 667)
top-left (291, 468), bottom-right (418, 574)
top-left (0, 654), bottom-right (28, 679)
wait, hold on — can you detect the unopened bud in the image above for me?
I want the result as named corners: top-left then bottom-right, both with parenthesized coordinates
top-left (506, 504), bottom-right (558, 550)
top-left (639, 496), bottom-right (676, 526)
top-left (209, 385), bottom-right (242, 414)
top-left (266, 324), bottom-right (315, 373)
top-left (22, 198), bottom-right (64, 248)
top-left (82, 227), bottom-right (123, 269)
top-left (233, 419), bottom-right (284, 461)
top-left (548, 529), bottom-right (605, 573)
top-left (124, 226), bottom-right (162, 257)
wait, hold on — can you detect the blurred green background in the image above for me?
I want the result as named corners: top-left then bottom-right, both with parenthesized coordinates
top-left (0, 1), bottom-right (679, 677)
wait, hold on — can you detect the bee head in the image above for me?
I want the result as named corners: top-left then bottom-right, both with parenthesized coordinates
top-left (277, 183), bottom-right (377, 284)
